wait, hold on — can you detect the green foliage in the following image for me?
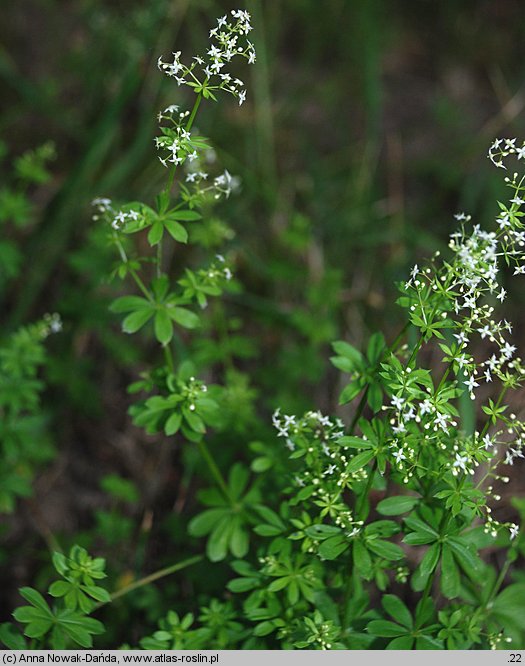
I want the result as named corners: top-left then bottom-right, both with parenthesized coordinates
top-left (2, 546), bottom-right (107, 648)
top-left (2, 5), bottom-right (525, 654)
top-left (0, 315), bottom-right (58, 512)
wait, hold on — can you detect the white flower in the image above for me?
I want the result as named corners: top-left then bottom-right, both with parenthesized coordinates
top-left (464, 375), bottom-right (479, 395)
top-left (393, 449), bottom-right (406, 464)
top-left (509, 523), bottom-right (519, 540)
top-left (391, 395), bottom-right (405, 410)
top-left (453, 453), bottom-right (469, 473)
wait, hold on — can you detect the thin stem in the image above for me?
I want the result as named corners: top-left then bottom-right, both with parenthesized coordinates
top-left (347, 322), bottom-right (411, 436)
top-left (94, 554), bottom-right (204, 609)
top-left (390, 321), bottom-right (410, 353)
top-left (164, 93), bottom-right (203, 198)
top-left (348, 387), bottom-right (369, 434)
top-left (129, 267), bottom-right (153, 301)
top-left (186, 92), bottom-right (202, 130)
top-left (163, 345), bottom-right (175, 373)
top-left (480, 386), bottom-right (508, 440)
top-left (156, 240), bottom-right (162, 278)
top-left (197, 438), bottom-right (232, 503)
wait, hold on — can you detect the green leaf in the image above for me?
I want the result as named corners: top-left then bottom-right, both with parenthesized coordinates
top-left (418, 542), bottom-right (441, 580)
top-left (147, 220), bottom-right (164, 246)
top-left (386, 636), bottom-right (414, 649)
top-left (318, 535), bottom-right (348, 560)
top-left (48, 581), bottom-right (71, 598)
top-left (169, 307), bottom-right (200, 329)
top-left (229, 523), bottom-right (249, 558)
top-left (165, 412), bottom-right (182, 436)
top-left (0, 623), bottom-right (27, 650)
top-left (339, 382), bottom-right (363, 404)
top-left (416, 636), bottom-right (443, 649)
top-left (23, 619), bottom-right (53, 639)
top-left (254, 524), bottom-right (282, 537)
top-left (13, 607), bottom-right (49, 624)
top-left (377, 495), bottom-right (419, 516)
top-left (58, 612), bottom-right (104, 647)
top-left (227, 578), bottom-right (259, 593)
top-left (189, 509), bottom-right (226, 537)
top-left (382, 594), bottom-right (412, 628)
top-left (122, 308), bottom-right (154, 334)
top-left (19, 588), bottom-right (50, 613)
top-left (330, 356), bottom-right (355, 373)
top-left (346, 450), bottom-right (374, 474)
top-left (337, 436), bottom-right (372, 449)
top-left (52, 552), bottom-right (68, 576)
top-left (404, 515), bottom-right (439, 539)
top-left (447, 536), bottom-right (482, 577)
top-left (110, 295), bottom-right (150, 313)
top-left (84, 586), bottom-right (111, 603)
top-left (331, 341), bottom-right (364, 368)
top-left (267, 577), bottom-right (290, 593)
top-left (440, 544), bottom-right (460, 599)
top-left (367, 620), bottom-right (406, 637)
top-left (164, 219), bottom-right (188, 243)
top-left (254, 505), bottom-right (285, 530)
top-left (253, 621), bottom-right (276, 637)
top-left (305, 524), bottom-right (342, 540)
top-left (154, 309), bottom-right (173, 345)
top-left (228, 463), bottom-right (249, 500)
top-left (403, 532), bottom-right (437, 546)
top-left (367, 539), bottom-right (404, 561)
top-left (367, 332), bottom-right (386, 364)
top-left (353, 540), bottom-right (373, 578)
top-left (493, 584), bottom-right (525, 629)
top-left (207, 517), bottom-right (231, 562)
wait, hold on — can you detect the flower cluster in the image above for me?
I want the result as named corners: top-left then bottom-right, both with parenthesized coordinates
top-left (41, 312), bottom-right (62, 337)
top-left (488, 137), bottom-right (525, 169)
top-left (272, 409), bottom-right (364, 536)
top-left (178, 255), bottom-right (234, 309)
top-left (157, 10), bottom-right (255, 106)
top-left (155, 108), bottom-right (198, 168)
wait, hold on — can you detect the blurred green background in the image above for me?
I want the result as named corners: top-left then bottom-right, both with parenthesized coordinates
top-left (2, 0), bottom-right (525, 641)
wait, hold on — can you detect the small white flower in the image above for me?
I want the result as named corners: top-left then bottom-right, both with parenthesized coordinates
top-left (391, 395), bottom-right (405, 410)
top-left (464, 375), bottom-right (479, 395)
top-left (393, 449), bottom-right (406, 464)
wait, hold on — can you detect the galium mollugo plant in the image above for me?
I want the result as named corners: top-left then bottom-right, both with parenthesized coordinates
top-left (3, 9), bottom-right (525, 651)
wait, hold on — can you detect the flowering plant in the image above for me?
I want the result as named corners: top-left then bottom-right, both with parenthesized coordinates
top-left (2, 9), bottom-right (525, 652)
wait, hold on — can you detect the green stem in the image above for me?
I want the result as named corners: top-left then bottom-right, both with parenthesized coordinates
top-left (95, 554), bottom-right (204, 609)
top-left (197, 438), bottom-right (232, 503)
top-left (129, 267), bottom-right (153, 301)
top-left (479, 387), bottom-right (508, 440)
top-left (156, 240), bottom-right (163, 278)
top-left (390, 321), bottom-right (410, 353)
top-left (163, 345), bottom-right (175, 373)
top-left (186, 92), bottom-right (202, 130)
top-left (348, 387), bottom-right (369, 434)
top-left (164, 93), bottom-right (203, 198)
